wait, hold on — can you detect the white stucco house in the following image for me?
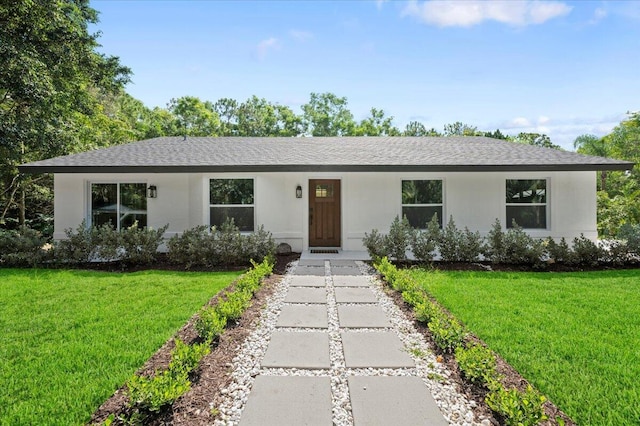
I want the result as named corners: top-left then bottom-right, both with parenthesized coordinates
top-left (19, 136), bottom-right (633, 254)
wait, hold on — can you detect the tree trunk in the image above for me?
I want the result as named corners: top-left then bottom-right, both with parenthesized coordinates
top-left (19, 184), bottom-right (25, 226)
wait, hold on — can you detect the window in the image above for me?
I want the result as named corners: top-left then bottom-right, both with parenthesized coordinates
top-left (505, 179), bottom-right (547, 229)
top-left (91, 183), bottom-right (147, 230)
top-left (401, 180), bottom-right (443, 228)
top-left (210, 179), bottom-right (254, 232)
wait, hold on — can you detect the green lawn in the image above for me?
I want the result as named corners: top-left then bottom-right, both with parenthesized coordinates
top-left (409, 268), bottom-right (640, 425)
top-left (0, 268), bottom-right (241, 425)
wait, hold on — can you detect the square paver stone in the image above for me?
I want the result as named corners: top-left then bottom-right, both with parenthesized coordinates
top-left (294, 265), bottom-right (326, 276)
top-left (330, 260), bottom-right (359, 267)
top-left (285, 287), bottom-right (327, 304)
top-left (333, 275), bottom-right (371, 287)
top-left (334, 287), bottom-right (377, 303)
top-left (262, 331), bottom-right (330, 368)
top-left (338, 305), bottom-right (391, 328)
top-left (331, 266), bottom-right (362, 276)
top-left (298, 259), bottom-right (326, 267)
top-left (290, 275), bottom-right (326, 287)
top-left (348, 376), bottom-right (447, 426)
top-left (277, 305), bottom-right (328, 328)
top-left (240, 376), bottom-right (332, 426)
top-left (341, 331), bottom-right (414, 368)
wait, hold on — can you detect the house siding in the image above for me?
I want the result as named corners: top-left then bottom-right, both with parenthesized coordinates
top-left (53, 170), bottom-right (597, 252)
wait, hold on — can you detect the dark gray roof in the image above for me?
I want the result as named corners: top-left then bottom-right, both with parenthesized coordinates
top-left (18, 136), bottom-right (634, 173)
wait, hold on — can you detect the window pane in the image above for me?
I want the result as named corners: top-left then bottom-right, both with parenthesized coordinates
top-left (91, 184), bottom-right (118, 228)
top-left (210, 179), bottom-right (254, 205)
top-left (506, 180), bottom-right (546, 204)
top-left (120, 183), bottom-right (147, 229)
top-left (210, 207), bottom-right (254, 232)
top-left (402, 206), bottom-right (442, 229)
top-left (402, 180), bottom-right (442, 204)
top-left (506, 206), bottom-right (546, 229)
top-left (315, 184), bottom-right (333, 198)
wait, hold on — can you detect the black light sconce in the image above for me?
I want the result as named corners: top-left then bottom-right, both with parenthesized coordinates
top-left (296, 184), bottom-right (303, 199)
top-left (147, 185), bottom-right (157, 199)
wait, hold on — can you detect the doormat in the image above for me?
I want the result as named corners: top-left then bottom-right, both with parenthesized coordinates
top-left (310, 249), bottom-right (339, 254)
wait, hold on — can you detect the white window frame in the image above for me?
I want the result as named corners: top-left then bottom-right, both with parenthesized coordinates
top-left (505, 178), bottom-right (549, 230)
top-left (401, 179), bottom-right (445, 229)
top-left (87, 181), bottom-right (148, 231)
top-left (208, 178), bottom-right (256, 233)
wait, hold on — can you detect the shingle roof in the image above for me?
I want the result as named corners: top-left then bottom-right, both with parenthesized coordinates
top-left (18, 136), bottom-right (634, 173)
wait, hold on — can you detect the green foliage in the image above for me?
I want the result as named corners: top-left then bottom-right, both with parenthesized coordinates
top-left (568, 234), bottom-right (602, 266)
top-left (414, 300), bottom-right (440, 324)
top-left (167, 219), bottom-right (275, 268)
top-left (301, 92), bottom-right (355, 136)
top-left (215, 290), bottom-right (252, 321)
top-left (437, 217), bottom-right (484, 262)
top-left (363, 229), bottom-right (387, 261)
top-left (455, 343), bottom-right (498, 386)
top-left (485, 385), bottom-right (548, 426)
top-left (618, 223), bottom-right (640, 255)
top-left (486, 220), bottom-right (544, 265)
top-left (195, 307), bottom-right (228, 342)
top-left (0, 227), bottom-right (49, 267)
top-left (411, 214), bottom-right (440, 263)
top-left (544, 237), bottom-right (571, 263)
top-left (127, 370), bottom-right (191, 413)
top-left (486, 219), bottom-right (506, 263)
top-left (53, 221), bottom-right (167, 265)
top-left (427, 313), bottom-right (467, 353)
top-left (385, 215), bottom-right (414, 261)
top-left (169, 339), bottom-right (210, 377)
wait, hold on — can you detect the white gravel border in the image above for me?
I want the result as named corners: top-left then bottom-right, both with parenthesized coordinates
top-left (213, 260), bottom-right (491, 426)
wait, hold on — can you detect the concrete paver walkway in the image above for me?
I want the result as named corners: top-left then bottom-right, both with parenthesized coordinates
top-left (239, 259), bottom-right (448, 426)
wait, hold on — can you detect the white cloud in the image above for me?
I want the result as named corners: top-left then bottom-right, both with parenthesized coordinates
top-left (401, 0), bottom-right (572, 27)
top-left (509, 117), bottom-right (532, 127)
top-left (255, 37), bottom-right (280, 60)
top-left (289, 29), bottom-right (313, 42)
top-left (588, 7), bottom-right (608, 24)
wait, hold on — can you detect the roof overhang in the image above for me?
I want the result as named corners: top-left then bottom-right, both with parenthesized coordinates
top-left (18, 162), bottom-right (635, 174)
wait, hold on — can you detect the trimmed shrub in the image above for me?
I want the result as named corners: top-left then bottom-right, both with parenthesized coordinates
top-left (414, 300), bottom-right (440, 324)
top-left (438, 217), bottom-right (463, 262)
top-left (545, 237), bottom-right (571, 263)
top-left (120, 224), bottom-right (168, 265)
top-left (363, 229), bottom-right (387, 261)
top-left (195, 307), bottom-right (228, 342)
top-left (459, 227), bottom-right (484, 262)
top-left (485, 384), bottom-right (548, 426)
top-left (618, 223), bottom-right (640, 255)
top-left (127, 370), bottom-right (190, 413)
top-left (501, 221), bottom-right (544, 265)
top-left (569, 234), bottom-right (602, 266)
top-left (428, 312), bottom-right (467, 352)
top-left (169, 339), bottom-right (210, 377)
top-left (455, 343), bottom-right (499, 386)
top-left (411, 214), bottom-right (440, 263)
top-left (486, 219), bottom-right (506, 263)
top-left (0, 227), bottom-right (49, 267)
top-left (385, 215), bottom-right (414, 261)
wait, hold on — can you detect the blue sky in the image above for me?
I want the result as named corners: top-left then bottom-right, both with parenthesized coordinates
top-left (91, 0), bottom-right (640, 149)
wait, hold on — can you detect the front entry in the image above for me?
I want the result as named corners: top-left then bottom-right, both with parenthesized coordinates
top-left (309, 179), bottom-right (341, 247)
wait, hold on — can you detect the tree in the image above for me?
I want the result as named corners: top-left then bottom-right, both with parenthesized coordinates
top-left (514, 132), bottom-right (561, 150)
top-left (235, 96), bottom-right (302, 137)
top-left (443, 122), bottom-right (482, 137)
top-left (213, 98), bottom-right (239, 136)
top-left (167, 96), bottom-right (219, 137)
top-left (403, 121), bottom-right (441, 136)
top-left (0, 0), bottom-right (131, 229)
top-left (354, 108), bottom-right (399, 136)
top-left (301, 92), bottom-right (355, 136)
top-left (574, 134), bottom-right (610, 191)
top-left (484, 129), bottom-right (508, 140)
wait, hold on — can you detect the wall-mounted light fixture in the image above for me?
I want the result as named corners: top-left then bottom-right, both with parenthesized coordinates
top-left (296, 184), bottom-right (303, 199)
top-left (147, 185), bottom-right (157, 199)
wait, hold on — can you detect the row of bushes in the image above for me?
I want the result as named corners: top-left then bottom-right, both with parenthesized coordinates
top-left (124, 258), bottom-right (273, 418)
top-left (375, 258), bottom-right (549, 426)
top-left (364, 215), bottom-right (640, 266)
top-left (0, 218), bottom-right (275, 268)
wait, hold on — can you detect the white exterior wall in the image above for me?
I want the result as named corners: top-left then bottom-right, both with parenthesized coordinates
top-left (53, 170), bottom-right (597, 252)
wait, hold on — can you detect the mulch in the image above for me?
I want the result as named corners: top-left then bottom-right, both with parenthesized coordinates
top-left (88, 254), bottom-right (577, 425)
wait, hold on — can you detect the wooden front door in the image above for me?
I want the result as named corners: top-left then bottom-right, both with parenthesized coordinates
top-left (309, 179), bottom-right (341, 247)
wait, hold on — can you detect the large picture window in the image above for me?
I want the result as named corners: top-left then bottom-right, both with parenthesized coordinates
top-left (506, 179), bottom-right (547, 229)
top-left (401, 180), bottom-right (443, 228)
top-left (210, 179), bottom-right (254, 232)
top-left (91, 183), bottom-right (147, 230)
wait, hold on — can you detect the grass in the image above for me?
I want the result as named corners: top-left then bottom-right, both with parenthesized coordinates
top-left (409, 268), bottom-right (640, 425)
top-left (0, 268), bottom-right (242, 425)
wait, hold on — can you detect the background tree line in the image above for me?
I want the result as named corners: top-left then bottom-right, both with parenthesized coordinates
top-left (1, 1), bottom-right (637, 238)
